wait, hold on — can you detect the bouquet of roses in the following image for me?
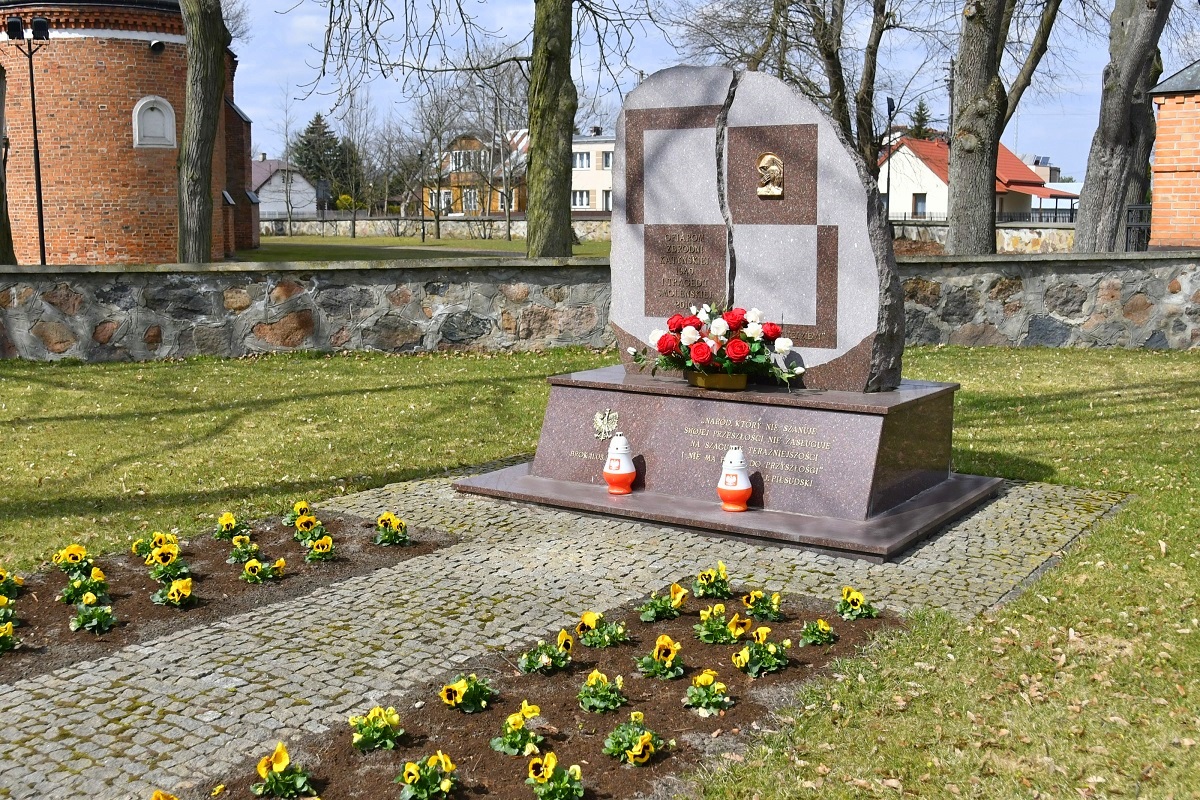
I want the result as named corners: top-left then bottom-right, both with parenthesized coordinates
top-left (631, 304), bottom-right (803, 383)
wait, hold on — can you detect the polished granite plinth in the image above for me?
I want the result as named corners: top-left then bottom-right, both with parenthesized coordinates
top-left (455, 366), bottom-right (1003, 561)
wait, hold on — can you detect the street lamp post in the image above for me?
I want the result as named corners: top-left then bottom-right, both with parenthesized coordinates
top-left (7, 16), bottom-right (51, 266)
top-left (884, 96), bottom-right (896, 225)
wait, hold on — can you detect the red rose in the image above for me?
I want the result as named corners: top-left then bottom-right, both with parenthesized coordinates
top-left (722, 308), bottom-right (747, 331)
top-left (656, 333), bottom-right (681, 356)
top-left (689, 341), bottom-right (714, 366)
top-left (761, 322), bottom-right (782, 340)
top-left (666, 314), bottom-right (685, 333)
top-left (681, 315), bottom-right (703, 331)
top-left (725, 338), bottom-right (751, 362)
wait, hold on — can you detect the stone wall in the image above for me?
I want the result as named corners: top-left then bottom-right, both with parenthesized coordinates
top-left (899, 252), bottom-right (1200, 348)
top-left (892, 221), bottom-right (1075, 254)
top-left (261, 217), bottom-right (613, 243)
top-left (0, 259), bottom-right (613, 362)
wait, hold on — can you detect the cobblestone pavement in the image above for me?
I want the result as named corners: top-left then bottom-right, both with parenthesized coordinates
top-left (0, 471), bottom-right (1124, 799)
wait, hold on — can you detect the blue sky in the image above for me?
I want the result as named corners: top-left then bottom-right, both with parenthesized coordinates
top-left (231, 0), bottom-right (1188, 183)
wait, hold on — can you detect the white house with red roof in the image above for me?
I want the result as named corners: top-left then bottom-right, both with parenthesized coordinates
top-left (879, 137), bottom-right (1078, 222)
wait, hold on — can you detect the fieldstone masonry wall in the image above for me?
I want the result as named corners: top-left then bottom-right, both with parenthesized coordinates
top-left (261, 218), bottom-right (613, 243)
top-left (899, 252), bottom-right (1200, 348)
top-left (2, 252), bottom-right (1198, 361)
top-left (0, 260), bottom-right (613, 362)
top-left (891, 222), bottom-right (1076, 254)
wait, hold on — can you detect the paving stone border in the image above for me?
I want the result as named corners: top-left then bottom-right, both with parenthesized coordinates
top-left (0, 469), bottom-right (1123, 798)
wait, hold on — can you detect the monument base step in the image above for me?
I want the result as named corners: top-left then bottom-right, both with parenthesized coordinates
top-left (455, 465), bottom-right (1003, 562)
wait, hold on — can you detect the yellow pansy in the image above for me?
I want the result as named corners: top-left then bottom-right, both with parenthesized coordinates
top-left (848, 591), bottom-right (864, 609)
top-left (295, 514), bottom-right (318, 533)
top-left (218, 512), bottom-right (237, 531)
top-left (669, 583), bottom-right (688, 608)
top-left (693, 669), bottom-right (718, 688)
top-left (556, 629), bottom-right (573, 654)
top-left (712, 603), bottom-right (726, 616)
top-left (381, 706), bottom-right (401, 728)
top-left (753, 626), bottom-right (771, 644)
top-left (579, 610), bottom-right (600, 630)
top-left (506, 712), bottom-right (525, 731)
top-left (696, 569), bottom-right (715, 586)
top-left (402, 762), bottom-right (421, 784)
top-left (293, 500), bottom-right (310, 516)
top-left (152, 544), bottom-right (179, 566)
top-left (0, 596), bottom-right (6, 608)
top-left (232, 535), bottom-right (250, 547)
top-left (727, 613), bottom-right (753, 639)
top-left (167, 578), bottom-right (192, 604)
top-left (742, 590), bottom-right (763, 608)
top-left (630, 711), bottom-right (644, 724)
top-left (90, 567), bottom-right (105, 582)
top-left (211, 785), bottom-right (225, 797)
top-left (699, 605), bottom-right (714, 622)
top-left (152, 532), bottom-right (175, 549)
top-left (12, 575), bottom-right (21, 587)
top-left (428, 750), bottom-right (455, 773)
top-left (440, 678), bottom-right (468, 707)
top-left (842, 585), bottom-right (854, 602)
top-left (0, 568), bottom-right (6, 582)
top-left (717, 561), bottom-right (728, 580)
top-left (586, 669), bottom-right (608, 687)
top-left (82, 592), bottom-right (97, 606)
top-left (440, 778), bottom-right (453, 793)
top-left (817, 618), bottom-right (832, 633)
top-left (568, 764), bottom-right (582, 780)
top-left (151, 791), bottom-right (180, 800)
top-left (268, 742), bottom-right (290, 773)
top-left (732, 647), bottom-right (750, 669)
top-left (519, 699), bottom-right (540, 719)
top-left (652, 634), bottom-right (681, 665)
top-left (311, 535), bottom-right (333, 553)
top-left (243, 559), bottom-right (262, 577)
top-left (713, 682), bottom-right (727, 694)
top-left (62, 544), bottom-right (87, 563)
top-left (627, 732), bottom-right (655, 764)
top-left (615, 675), bottom-right (624, 689)
top-left (377, 511), bottom-right (400, 530)
top-left (528, 751), bottom-right (557, 783)
top-left (273, 558), bottom-right (286, 573)
top-left (0, 621), bottom-right (13, 638)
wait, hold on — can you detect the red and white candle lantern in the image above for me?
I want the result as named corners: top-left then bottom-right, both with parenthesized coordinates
top-left (716, 446), bottom-right (753, 511)
top-left (602, 432), bottom-right (637, 495)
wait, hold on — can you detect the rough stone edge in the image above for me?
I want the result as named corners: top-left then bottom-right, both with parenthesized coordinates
top-left (0, 257), bottom-right (611, 277)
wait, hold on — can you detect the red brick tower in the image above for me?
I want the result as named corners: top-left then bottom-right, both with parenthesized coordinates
top-left (1150, 61), bottom-right (1200, 249)
top-left (0, 0), bottom-right (256, 265)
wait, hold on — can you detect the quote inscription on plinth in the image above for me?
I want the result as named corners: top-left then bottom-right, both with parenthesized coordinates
top-left (643, 224), bottom-right (728, 317)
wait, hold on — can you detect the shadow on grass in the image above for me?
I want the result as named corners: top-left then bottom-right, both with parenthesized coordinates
top-left (951, 449), bottom-right (1056, 483)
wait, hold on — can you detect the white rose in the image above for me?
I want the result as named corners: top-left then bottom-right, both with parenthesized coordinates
top-left (647, 329), bottom-right (666, 347)
top-left (627, 347), bottom-right (638, 355)
top-left (744, 322), bottom-right (764, 341)
top-left (746, 307), bottom-right (764, 324)
top-left (708, 318), bottom-right (729, 337)
top-left (698, 308), bottom-right (711, 323)
top-left (680, 326), bottom-right (701, 346)
top-left (794, 366), bottom-right (806, 375)
top-left (774, 337), bottom-right (794, 355)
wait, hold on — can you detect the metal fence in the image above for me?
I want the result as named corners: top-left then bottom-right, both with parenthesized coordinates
top-left (1125, 204), bottom-right (1152, 252)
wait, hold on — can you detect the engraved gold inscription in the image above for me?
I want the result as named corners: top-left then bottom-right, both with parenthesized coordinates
top-left (680, 415), bottom-right (831, 489)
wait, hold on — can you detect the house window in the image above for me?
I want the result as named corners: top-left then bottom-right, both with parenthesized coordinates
top-left (571, 190), bottom-right (590, 209)
top-left (912, 193), bottom-right (927, 218)
top-left (602, 190), bottom-right (612, 211)
top-left (499, 190), bottom-right (514, 211)
top-left (602, 151), bottom-right (612, 169)
top-left (463, 188), bottom-right (480, 212)
top-left (428, 190), bottom-right (438, 212)
top-left (451, 150), bottom-right (480, 172)
top-left (572, 151), bottom-right (591, 169)
top-left (440, 190), bottom-right (453, 214)
top-left (132, 96), bottom-right (176, 148)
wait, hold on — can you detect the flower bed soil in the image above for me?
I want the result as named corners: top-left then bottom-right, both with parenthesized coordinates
top-left (208, 589), bottom-right (901, 800)
top-left (0, 510), bottom-right (452, 683)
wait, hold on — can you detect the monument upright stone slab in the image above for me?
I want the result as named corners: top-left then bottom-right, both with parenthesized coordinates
top-left (456, 67), bottom-right (1000, 561)
top-left (610, 66), bottom-right (903, 392)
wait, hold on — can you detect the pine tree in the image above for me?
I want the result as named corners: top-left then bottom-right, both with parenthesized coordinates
top-left (907, 99), bottom-right (934, 140)
top-left (291, 114), bottom-right (342, 189)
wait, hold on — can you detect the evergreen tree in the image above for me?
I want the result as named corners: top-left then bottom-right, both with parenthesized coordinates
top-left (907, 99), bottom-right (934, 140)
top-left (291, 113), bottom-right (342, 189)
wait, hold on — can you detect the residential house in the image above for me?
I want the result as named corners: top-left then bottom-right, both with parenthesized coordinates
top-left (879, 137), bottom-right (1078, 222)
top-left (569, 129), bottom-right (616, 213)
top-left (1150, 59), bottom-right (1200, 249)
top-left (424, 131), bottom-right (528, 216)
top-left (252, 155), bottom-right (318, 219)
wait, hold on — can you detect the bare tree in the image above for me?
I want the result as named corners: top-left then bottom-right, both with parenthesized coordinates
top-left (463, 48), bottom-right (531, 239)
top-left (178, 0), bottom-right (231, 263)
top-left (1073, 0), bottom-right (1174, 252)
top-left (337, 88), bottom-right (377, 239)
top-left (222, 0), bottom-right (251, 43)
top-left (273, 84), bottom-right (301, 236)
top-left (307, 0), bottom-right (657, 257)
top-left (670, 0), bottom-right (943, 177)
top-left (409, 75), bottom-right (464, 241)
top-left (945, 0), bottom-right (1064, 254)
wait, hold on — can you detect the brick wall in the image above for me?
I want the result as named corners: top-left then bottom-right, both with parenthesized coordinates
top-left (0, 2), bottom-right (249, 265)
top-left (1151, 93), bottom-right (1200, 249)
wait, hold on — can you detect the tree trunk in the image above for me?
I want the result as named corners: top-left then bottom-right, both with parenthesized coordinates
top-left (526, 0), bottom-right (577, 258)
top-left (1073, 0), bottom-right (1172, 252)
top-left (178, 0), bottom-right (230, 263)
top-left (946, 0), bottom-right (1008, 255)
top-left (0, 67), bottom-right (17, 265)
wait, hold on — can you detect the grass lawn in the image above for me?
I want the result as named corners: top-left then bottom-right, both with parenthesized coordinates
top-left (238, 235), bottom-right (610, 262)
top-left (1, 346), bottom-right (1197, 796)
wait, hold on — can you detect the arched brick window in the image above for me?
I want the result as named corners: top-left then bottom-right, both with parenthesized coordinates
top-left (133, 96), bottom-right (176, 148)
